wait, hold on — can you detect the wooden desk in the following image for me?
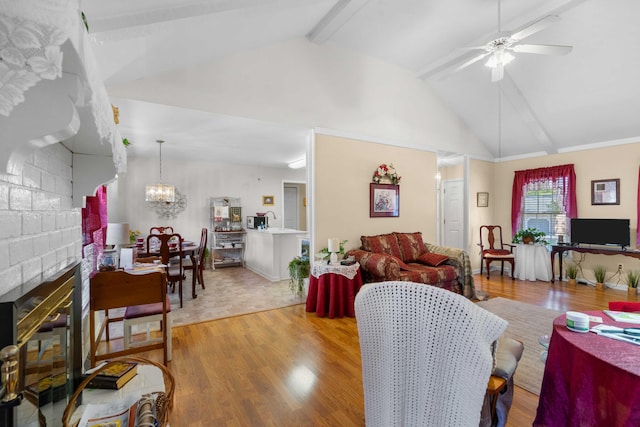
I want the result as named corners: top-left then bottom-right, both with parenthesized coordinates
top-left (550, 245), bottom-right (640, 282)
top-left (534, 312), bottom-right (640, 426)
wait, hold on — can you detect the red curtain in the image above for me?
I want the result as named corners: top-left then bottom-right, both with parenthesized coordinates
top-left (82, 186), bottom-right (108, 271)
top-left (511, 164), bottom-right (578, 236)
top-left (637, 165), bottom-right (640, 249)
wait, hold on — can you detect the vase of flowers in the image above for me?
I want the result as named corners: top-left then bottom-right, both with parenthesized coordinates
top-left (129, 229), bottom-right (141, 244)
top-left (372, 163), bottom-right (401, 185)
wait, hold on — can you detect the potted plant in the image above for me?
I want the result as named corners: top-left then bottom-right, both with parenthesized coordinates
top-left (512, 227), bottom-right (548, 245)
top-left (627, 270), bottom-right (639, 296)
top-left (288, 256), bottom-right (310, 297)
top-left (593, 265), bottom-right (607, 291)
top-left (566, 263), bottom-right (578, 286)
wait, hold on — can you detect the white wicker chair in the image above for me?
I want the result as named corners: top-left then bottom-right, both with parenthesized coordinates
top-left (355, 281), bottom-right (507, 427)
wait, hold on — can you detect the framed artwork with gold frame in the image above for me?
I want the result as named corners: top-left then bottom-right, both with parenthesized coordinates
top-left (262, 195), bottom-right (274, 206)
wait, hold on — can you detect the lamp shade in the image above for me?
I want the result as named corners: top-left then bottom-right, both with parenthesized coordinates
top-left (106, 223), bottom-right (130, 246)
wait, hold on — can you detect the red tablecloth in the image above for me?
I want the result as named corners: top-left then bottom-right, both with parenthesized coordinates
top-left (534, 311), bottom-right (640, 427)
top-left (306, 269), bottom-right (362, 318)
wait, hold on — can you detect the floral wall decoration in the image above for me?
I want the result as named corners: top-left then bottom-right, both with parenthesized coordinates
top-left (149, 188), bottom-right (187, 219)
top-left (372, 163), bottom-right (401, 185)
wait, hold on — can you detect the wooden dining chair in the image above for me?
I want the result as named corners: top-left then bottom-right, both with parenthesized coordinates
top-left (89, 270), bottom-right (170, 366)
top-left (183, 228), bottom-right (208, 294)
top-left (150, 226), bottom-right (174, 234)
top-left (148, 233), bottom-right (185, 308)
top-left (479, 225), bottom-right (516, 279)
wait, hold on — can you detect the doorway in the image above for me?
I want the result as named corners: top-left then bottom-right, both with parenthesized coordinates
top-left (283, 182), bottom-right (307, 231)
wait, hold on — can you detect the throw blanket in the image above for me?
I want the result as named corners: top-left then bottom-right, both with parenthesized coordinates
top-left (426, 243), bottom-right (477, 299)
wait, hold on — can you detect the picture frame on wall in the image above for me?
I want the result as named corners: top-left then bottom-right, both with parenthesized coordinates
top-left (477, 192), bottom-right (489, 208)
top-left (370, 183), bottom-right (399, 217)
top-left (591, 179), bottom-right (620, 205)
top-left (262, 195), bottom-right (274, 206)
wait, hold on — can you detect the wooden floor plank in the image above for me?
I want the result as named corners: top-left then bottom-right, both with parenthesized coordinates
top-left (131, 274), bottom-right (631, 426)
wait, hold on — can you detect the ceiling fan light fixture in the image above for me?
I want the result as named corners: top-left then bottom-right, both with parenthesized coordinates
top-left (485, 50), bottom-right (515, 68)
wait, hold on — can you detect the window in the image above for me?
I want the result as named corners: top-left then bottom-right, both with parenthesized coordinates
top-left (512, 165), bottom-right (578, 246)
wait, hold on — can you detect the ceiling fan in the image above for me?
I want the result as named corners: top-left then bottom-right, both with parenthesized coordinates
top-left (453, 1), bottom-right (573, 82)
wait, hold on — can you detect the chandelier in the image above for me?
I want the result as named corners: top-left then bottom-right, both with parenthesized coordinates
top-left (145, 140), bottom-right (175, 203)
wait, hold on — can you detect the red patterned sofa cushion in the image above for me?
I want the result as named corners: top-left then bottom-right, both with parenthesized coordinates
top-left (395, 232), bottom-right (427, 262)
top-left (416, 252), bottom-right (449, 267)
top-left (361, 233), bottom-right (403, 259)
top-left (399, 264), bottom-right (460, 294)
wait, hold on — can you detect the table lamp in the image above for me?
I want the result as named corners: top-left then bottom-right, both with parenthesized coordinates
top-left (106, 222), bottom-right (130, 266)
top-left (328, 238), bottom-right (340, 265)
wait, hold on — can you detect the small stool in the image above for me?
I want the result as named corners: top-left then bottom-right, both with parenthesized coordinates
top-left (123, 296), bottom-right (172, 361)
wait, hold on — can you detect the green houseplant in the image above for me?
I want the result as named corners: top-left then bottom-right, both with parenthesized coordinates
top-left (288, 256), bottom-right (310, 297)
top-left (627, 270), bottom-right (639, 296)
top-left (512, 227), bottom-right (548, 245)
top-left (566, 263), bottom-right (578, 286)
top-left (593, 265), bottom-right (607, 291)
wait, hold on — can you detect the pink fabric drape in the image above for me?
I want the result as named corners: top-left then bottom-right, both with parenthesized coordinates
top-left (637, 165), bottom-right (640, 249)
top-left (511, 164), bottom-right (577, 237)
top-left (82, 186), bottom-right (108, 270)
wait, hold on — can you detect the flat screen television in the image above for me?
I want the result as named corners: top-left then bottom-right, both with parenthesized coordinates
top-left (570, 218), bottom-right (630, 249)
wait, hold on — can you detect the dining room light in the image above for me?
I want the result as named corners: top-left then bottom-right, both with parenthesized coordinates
top-left (288, 158), bottom-right (306, 169)
top-left (146, 140), bottom-right (175, 203)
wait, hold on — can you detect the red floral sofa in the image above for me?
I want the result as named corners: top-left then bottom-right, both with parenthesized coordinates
top-left (345, 232), bottom-right (477, 299)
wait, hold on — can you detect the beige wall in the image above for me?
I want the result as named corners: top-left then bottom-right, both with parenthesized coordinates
top-left (469, 159), bottom-right (495, 261)
top-left (314, 134), bottom-right (436, 254)
top-left (475, 141), bottom-right (640, 283)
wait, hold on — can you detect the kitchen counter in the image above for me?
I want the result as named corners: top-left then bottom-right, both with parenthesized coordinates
top-left (245, 229), bottom-right (308, 281)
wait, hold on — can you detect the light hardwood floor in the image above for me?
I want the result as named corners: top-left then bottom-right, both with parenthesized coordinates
top-left (133, 274), bottom-right (634, 426)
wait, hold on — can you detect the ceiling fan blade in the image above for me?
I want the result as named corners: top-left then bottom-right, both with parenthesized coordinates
top-left (512, 44), bottom-right (572, 55)
top-left (451, 51), bottom-right (492, 74)
top-left (510, 15), bottom-right (561, 42)
top-left (491, 63), bottom-right (504, 83)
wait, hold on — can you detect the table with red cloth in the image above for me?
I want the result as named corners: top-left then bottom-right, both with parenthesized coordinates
top-left (534, 311), bottom-right (640, 427)
top-left (306, 262), bottom-right (362, 318)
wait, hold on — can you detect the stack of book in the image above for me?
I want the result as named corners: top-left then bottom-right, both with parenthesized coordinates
top-left (84, 361), bottom-right (138, 390)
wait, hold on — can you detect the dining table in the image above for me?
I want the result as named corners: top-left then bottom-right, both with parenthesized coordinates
top-left (136, 241), bottom-right (200, 299)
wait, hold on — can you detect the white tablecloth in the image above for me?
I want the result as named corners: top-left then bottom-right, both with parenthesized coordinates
top-left (514, 244), bottom-right (552, 282)
top-left (311, 262), bottom-right (360, 280)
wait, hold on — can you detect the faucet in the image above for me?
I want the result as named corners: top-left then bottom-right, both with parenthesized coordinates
top-left (264, 211), bottom-right (276, 228)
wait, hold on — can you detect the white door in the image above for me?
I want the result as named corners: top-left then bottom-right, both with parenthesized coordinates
top-left (283, 186), bottom-right (299, 229)
top-left (443, 180), bottom-right (464, 249)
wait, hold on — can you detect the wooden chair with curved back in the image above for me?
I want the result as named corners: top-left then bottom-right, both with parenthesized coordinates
top-left (90, 270), bottom-right (170, 367)
top-left (150, 226), bottom-right (174, 235)
top-left (183, 228), bottom-right (208, 296)
top-left (479, 225), bottom-right (515, 279)
top-left (147, 233), bottom-right (185, 307)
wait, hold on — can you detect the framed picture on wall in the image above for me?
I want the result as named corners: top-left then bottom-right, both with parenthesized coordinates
top-left (591, 179), bottom-right (619, 205)
top-left (262, 195), bottom-right (274, 206)
top-left (477, 192), bottom-right (489, 207)
top-left (370, 183), bottom-right (399, 217)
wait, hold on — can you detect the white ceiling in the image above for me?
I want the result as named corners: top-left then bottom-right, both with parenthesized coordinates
top-left (80, 0), bottom-right (640, 165)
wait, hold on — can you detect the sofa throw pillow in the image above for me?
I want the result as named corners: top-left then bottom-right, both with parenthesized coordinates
top-left (416, 252), bottom-right (449, 267)
top-left (395, 232), bottom-right (427, 262)
top-left (361, 233), bottom-right (403, 259)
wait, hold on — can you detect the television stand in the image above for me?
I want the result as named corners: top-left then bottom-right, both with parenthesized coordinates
top-left (551, 245), bottom-right (640, 283)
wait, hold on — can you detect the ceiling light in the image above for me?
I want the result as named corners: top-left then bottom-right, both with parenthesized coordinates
top-left (145, 140), bottom-right (175, 203)
top-left (485, 49), bottom-right (514, 69)
top-left (288, 158), bottom-right (306, 169)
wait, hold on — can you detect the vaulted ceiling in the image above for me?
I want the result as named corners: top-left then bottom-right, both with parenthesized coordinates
top-left (81, 0), bottom-right (640, 165)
